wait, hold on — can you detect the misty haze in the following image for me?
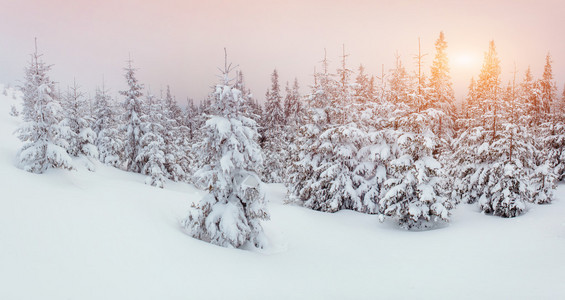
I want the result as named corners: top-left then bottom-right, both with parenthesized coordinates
top-left (1, 0), bottom-right (565, 299)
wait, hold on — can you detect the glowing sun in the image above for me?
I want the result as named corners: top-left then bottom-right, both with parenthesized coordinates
top-left (453, 53), bottom-right (477, 68)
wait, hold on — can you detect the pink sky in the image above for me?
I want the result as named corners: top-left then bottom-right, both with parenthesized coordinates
top-left (1, 0), bottom-right (564, 103)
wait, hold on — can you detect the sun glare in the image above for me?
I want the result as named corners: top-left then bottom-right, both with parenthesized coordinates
top-left (453, 53), bottom-right (478, 68)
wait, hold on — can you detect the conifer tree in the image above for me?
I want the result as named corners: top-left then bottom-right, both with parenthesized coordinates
top-left (428, 31), bottom-right (456, 140)
top-left (120, 59), bottom-right (144, 173)
top-left (353, 64), bottom-right (373, 104)
top-left (538, 56), bottom-right (564, 183)
top-left (288, 49), bottom-right (364, 212)
top-left (137, 93), bottom-right (167, 188)
top-left (283, 78), bottom-right (302, 126)
top-left (16, 43), bottom-right (73, 173)
top-left (541, 53), bottom-right (557, 116)
top-left (183, 98), bottom-right (198, 141)
top-left (282, 78), bottom-right (303, 183)
top-left (235, 70), bottom-right (262, 123)
top-left (261, 69), bottom-right (287, 182)
top-left (183, 51), bottom-right (269, 248)
top-left (388, 54), bottom-right (412, 106)
top-left (520, 66), bottom-right (544, 125)
top-left (380, 110), bottom-right (453, 229)
top-left (93, 84), bottom-right (122, 167)
top-left (61, 81), bottom-right (98, 161)
top-left (264, 69), bottom-right (285, 125)
top-left (451, 41), bottom-right (555, 216)
top-left (161, 86), bottom-right (190, 182)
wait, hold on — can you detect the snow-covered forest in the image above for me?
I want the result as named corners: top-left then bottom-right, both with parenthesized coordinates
top-left (15, 33), bottom-right (565, 231)
top-left (3, 32), bottom-right (565, 299)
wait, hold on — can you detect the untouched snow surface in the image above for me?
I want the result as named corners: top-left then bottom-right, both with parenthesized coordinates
top-left (1, 86), bottom-right (565, 299)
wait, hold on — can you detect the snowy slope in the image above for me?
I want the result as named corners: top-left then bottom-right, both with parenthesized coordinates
top-left (1, 86), bottom-right (565, 299)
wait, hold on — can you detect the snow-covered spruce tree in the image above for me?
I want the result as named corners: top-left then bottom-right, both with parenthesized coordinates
top-left (516, 67), bottom-right (557, 205)
top-left (451, 41), bottom-right (503, 208)
top-left (283, 78), bottom-right (303, 127)
top-left (281, 78), bottom-right (303, 182)
top-left (288, 48), bottom-right (369, 212)
top-left (541, 52), bottom-right (558, 117)
top-left (298, 120), bottom-right (366, 212)
top-left (287, 51), bottom-right (334, 207)
top-left (520, 66), bottom-right (545, 125)
top-left (93, 84), bottom-right (123, 167)
top-left (379, 107), bottom-right (454, 229)
top-left (349, 69), bottom-right (398, 215)
top-left (137, 93), bottom-right (167, 188)
top-left (161, 86), bottom-right (190, 182)
top-left (451, 41), bottom-right (555, 216)
top-left (543, 85), bottom-right (565, 181)
top-left (261, 69), bottom-right (287, 183)
top-left (528, 146), bottom-right (556, 205)
top-left (120, 59), bottom-right (144, 173)
top-left (183, 98), bottom-right (198, 142)
top-left (428, 31), bottom-right (456, 141)
top-left (235, 70), bottom-right (263, 124)
top-left (352, 128), bottom-right (391, 214)
top-left (538, 54), bottom-right (564, 182)
top-left (61, 81), bottom-right (98, 162)
top-left (16, 45), bottom-right (73, 173)
top-left (387, 54), bottom-right (412, 106)
top-left (352, 64), bottom-right (375, 105)
top-left (182, 52), bottom-right (269, 248)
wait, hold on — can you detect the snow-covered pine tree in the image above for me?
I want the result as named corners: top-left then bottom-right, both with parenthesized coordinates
top-left (303, 121), bottom-right (366, 212)
top-left (93, 84), bottom-right (123, 167)
top-left (478, 123), bottom-right (534, 216)
top-left (164, 86), bottom-right (183, 122)
top-left (379, 98), bottom-right (454, 229)
top-left (281, 78), bottom-right (303, 183)
top-left (61, 81), bottom-right (98, 162)
top-left (520, 66), bottom-right (545, 125)
top-left (537, 120), bottom-right (564, 185)
top-left (452, 41), bottom-right (504, 208)
top-left (353, 64), bottom-right (374, 105)
top-left (183, 98), bottom-right (198, 141)
top-left (287, 51), bottom-right (333, 206)
top-left (350, 71), bottom-right (397, 215)
top-left (545, 86), bottom-right (565, 181)
top-left (516, 66), bottom-right (557, 204)
top-left (16, 43), bottom-right (73, 173)
top-left (538, 54), bottom-right (564, 182)
top-left (137, 92), bottom-right (167, 188)
top-left (283, 78), bottom-right (302, 127)
top-left (451, 41), bottom-right (554, 216)
top-left (428, 31), bottom-right (456, 141)
top-left (353, 128), bottom-right (391, 214)
top-left (182, 51), bottom-right (269, 248)
top-left (387, 54), bottom-right (412, 106)
top-left (120, 59), bottom-right (145, 173)
top-left (541, 53), bottom-right (557, 117)
top-left (191, 96), bottom-right (212, 151)
top-left (261, 69), bottom-right (287, 183)
top-left (234, 70), bottom-right (263, 124)
top-left (161, 86), bottom-right (190, 182)
top-left (288, 48), bottom-right (366, 212)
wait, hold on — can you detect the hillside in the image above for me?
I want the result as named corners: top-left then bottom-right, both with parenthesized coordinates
top-left (1, 86), bottom-right (564, 299)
